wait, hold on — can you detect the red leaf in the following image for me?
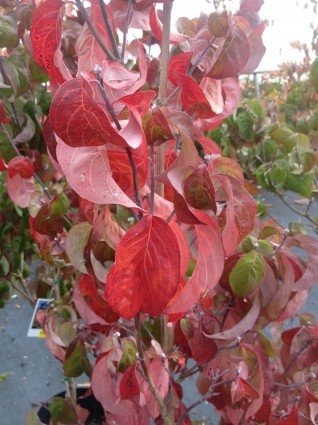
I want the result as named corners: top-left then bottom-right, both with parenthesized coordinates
top-left (200, 78), bottom-right (241, 132)
top-left (270, 406), bottom-right (299, 425)
top-left (0, 101), bottom-right (11, 124)
top-left (208, 19), bottom-right (250, 79)
top-left (120, 365), bottom-right (140, 400)
top-left (149, 5), bottom-right (187, 44)
top-left (92, 350), bottom-right (139, 416)
top-left (109, 0), bottom-right (152, 31)
top-left (119, 91), bottom-right (156, 117)
top-left (231, 377), bottom-right (259, 404)
top-left (30, 0), bottom-right (64, 82)
top-left (79, 274), bottom-right (97, 297)
top-left (240, 0), bottom-right (264, 12)
top-left (240, 23), bottom-right (266, 74)
top-left (195, 136), bottom-right (223, 156)
top-left (106, 216), bottom-right (181, 319)
top-left (183, 165), bottom-right (217, 213)
top-left (175, 73), bottom-right (216, 119)
top-left (76, 1), bottom-right (113, 75)
top-left (7, 173), bottom-right (36, 208)
top-left (0, 157), bottom-right (7, 171)
top-left (108, 149), bottom-right (148, 196)
top-left (73, 279), bottom-right (116, 326)
top-left (50, 78), bottom-right (126, 148)
top-left (55, 137), bottom-right (141, 209)
top-left (209, 291), bottom-right (261, 340)
top-left (168, 52), bottom-right (192, 86)
top-left (165, 212), bottom-right (224, 314)
top-left (101, 41), bottom-right (148, 108)
top-left (7, 156), bottom-right (34, 179)
top-left (188, 325), bottom-right (218, 364)
top-left (265, 254), bottom-right (296, 321)
top-left (285, 235), bottom-right (318, 291)
top-left (213, 175), bottom-right (256, 257)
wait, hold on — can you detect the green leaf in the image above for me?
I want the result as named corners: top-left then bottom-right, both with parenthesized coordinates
top-left (269, 126), bottom-right (295, 153)
top-left (237, 111), bottom-right (255, 141)
top-left (288, 222), bottom-right (307, 236)
top-left (51, 193), bottom-right (70, 219)
top-left (2, 55), bottom-right (29, 98)
top-left (116, 340), bottom-right (137, 373)
top-left (285, 171), bottom-right (315, 198)
top-left (0, 281), bottom-right (10, 295)
top-left (48, 398), bottom-right (78, 425)
top-left (0, 256), bottom-right (10, 277)
top-left (65, 222), bottom-right (92, 273)
top-left (229, 250), bottom-right (265, 297)
top-left (63, 338), bottom-right (92, 378)
top-left (0, 129), bottom-right (16, 162)
top-left (29, 57), bottom-right (50, 84)
top-left (247, 98), bottom-right (266, 120)
top-left (255, 240), bottom-right (274, 257)
top-left (310, 58), bottom-right (318, 91)
top-left (0, 16), bottom-right (19, 48)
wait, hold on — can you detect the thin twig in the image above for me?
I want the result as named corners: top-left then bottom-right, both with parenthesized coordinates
top-left (98, 0), bottom-right (120, 60)
top-left (135, 312), bottom-right (173, 425)
top-left (220, 296), bottom-right (235, 331)
top-left (150, 144), bottom-right (155, 214)
top-left (125, 147), bottom-right (142, 211)
top-left (75, 0), bottom-right (117, 61)
top-left (165, 210), bottom-right (176, 224)
top-left (275, 191), bottom-right (318, 228)
top-left (283, 339), bottom-right (311, 377)
top-left (175, 370), bottom-right (237, 425)
top-left (94, 67), bottom-right (122, 130)
top-left (121, 0), bottom-right (133, 61)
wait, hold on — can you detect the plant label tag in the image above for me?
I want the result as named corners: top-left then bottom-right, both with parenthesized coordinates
top-left (27, 298), bottom-right (53, 338)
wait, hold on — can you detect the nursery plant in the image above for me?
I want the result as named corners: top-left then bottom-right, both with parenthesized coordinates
top-left (209, 56), bottom-right (318, 232)
top-left (1, 0), bottom-right (318, 424)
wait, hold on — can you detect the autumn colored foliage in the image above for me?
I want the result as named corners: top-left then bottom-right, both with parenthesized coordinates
top-left (1, 0), bottom-right (318, 424)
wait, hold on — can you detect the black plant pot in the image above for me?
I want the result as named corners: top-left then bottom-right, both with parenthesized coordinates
top-left (37, 387), bottom-right (105, 425)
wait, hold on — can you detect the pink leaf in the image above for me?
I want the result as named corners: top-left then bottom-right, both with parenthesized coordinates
top-left (140, 357), bottom-right (169, 419)
top-left (55, 137), bottom-right (140, 208)
top-left (7, 173), bottom-right (36, 208)
top-left (208, 291), bottom-right (260, 340)
top-left (285, 234), bottom-right (318, 291)
top-left (76, 1), bottom-right (113, 75)
top-left (165, 212), bottom-right (224, 314)
top-left (92, 350), bottom-right (138, 416)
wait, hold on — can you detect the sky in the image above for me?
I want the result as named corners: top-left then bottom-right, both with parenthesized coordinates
top-left (171, 0), bottom-right (315, 71)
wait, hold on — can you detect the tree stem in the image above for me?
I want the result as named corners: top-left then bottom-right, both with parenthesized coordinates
top-left (156, 0), bottom-right (173, 197)
top-left (98, 0), bottom-right (121, 60)
top-left (121, 0), bottom-right (133, 61)
top-left (135, 312), bottom-right (173, 425)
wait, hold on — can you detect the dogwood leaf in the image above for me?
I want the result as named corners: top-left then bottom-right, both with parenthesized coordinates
top-left (106, 216), bottom-right (181, 319)
top-left (56, 138), bottom-right (140, 208)
top-left (30, 0), bottom-right (64, 82)
top-left (229, 250), bottom-right (265, 297)
top-left (50, 78), bottom-right (125, 148)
